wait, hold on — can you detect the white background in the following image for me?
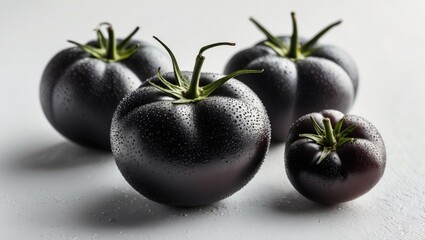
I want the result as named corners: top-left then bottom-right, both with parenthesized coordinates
top-left (1, 0), bottom-right (424, 239)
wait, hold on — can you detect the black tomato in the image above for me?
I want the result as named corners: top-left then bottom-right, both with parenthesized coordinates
top-left (285, 110), bottom-right (386, 204)
top-left (111, 38), bottom-right (270, 206)
top-left (224, 12), bottom-right (358, 142)
top-left (40, 23), bottom-right (171, 150)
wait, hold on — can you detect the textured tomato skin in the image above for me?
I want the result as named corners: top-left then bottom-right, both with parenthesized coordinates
top-left (40, 40), bottom-right (171, 150)
top-left (225, 36), bottom-right (358, 142)
top-left (111, 72), bottom-right (271, 206)
top-left (285, 110), bottom-right (386, 204)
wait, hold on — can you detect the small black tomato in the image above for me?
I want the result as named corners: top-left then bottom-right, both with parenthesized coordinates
top-left (285, 110), bottom-right (386, 204)
top-left (40, 23), bottom-right (171, 150)
top-left (225, 13), bottom-right (358, 142)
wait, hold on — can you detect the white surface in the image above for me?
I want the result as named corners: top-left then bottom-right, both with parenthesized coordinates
top-left (1, 0), bottom-right (425, 239)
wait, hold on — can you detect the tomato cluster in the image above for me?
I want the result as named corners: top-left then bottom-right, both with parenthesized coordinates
top-left (40, 13), bottom-right (385, 207)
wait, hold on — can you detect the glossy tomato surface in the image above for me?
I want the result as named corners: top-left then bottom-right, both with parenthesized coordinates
top-left (225, 36), bottom-right (358, 142)
top-left (111, 72), bottom-right (271, 206)
top-left (40, 40), bottom-right (171, 150)
top-left (225, 12), bottom-right (359, 142)
top-left (285, 110), bottom-right (386, 204)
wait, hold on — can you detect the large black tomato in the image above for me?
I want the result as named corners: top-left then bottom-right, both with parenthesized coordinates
top-left (111, 38), bottom-right (270, 206)
top-left (225, 13), bottom-right (358, 142)
top-left (285, 110), bottom-right (386, 204)
top-left (40, 23), bottom-right (171, 150)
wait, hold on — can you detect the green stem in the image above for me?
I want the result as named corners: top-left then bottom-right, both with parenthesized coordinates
top-left (184, 42), bottom-right (236, 99)
top-left (150, 37), bottom-right (264, 104)
top-left (184, 55), bottom-right (204, 99)
top-left (106, 25), bottom-right (118, 60)
top-left (287, 12), bottom-right (299, 59)
top-left (69, 22), bottom-right (139, 62)
top-left (199, 42), bottom-right (235, 55)
top-left (322, 118), bottom-right (337, 147)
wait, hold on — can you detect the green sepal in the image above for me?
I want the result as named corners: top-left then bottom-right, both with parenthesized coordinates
top-left (299, 133), bottom-right (323, 144)
top-left (336, 137), bottom-right (355, 148)
top-left (338, 124), bottom-right (357, 139)
top-left (264, 41), bottom-right (287, 56)
top-left (201, 69), bottom-right (264, 97)
top-left (153, 36), bottom-right (189, 89)
top-left (300, 116), bottom-right (357, 164)
top-left (117, 26), bottom-right (140, 50)
top-left (148, 81), bottom-right (183, 100)
top-left (317, 148), bottom-right (332, 165)
top-left (310, 116), bottom-right (325, 135)
top-left (69, 22), bottom-right (140, 62)
top-left (67, 40), bottom-right (105, 59)
top-left (156, 68), bottom-right (184, 92)
top-left (250, 17), bottom-right (287, 57)
top-left (115, 44), bottom-right (139, 61)
top-left (334, 118), bottom-right (344, 135)
top-left (251, 12), bottom-right (342, 60)
top-left (96, 28), bottom-right (107, 49)
top-left (300, 20), bottom-right (342, 53)
top-left (149, 37), bottom-right (264, 104)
